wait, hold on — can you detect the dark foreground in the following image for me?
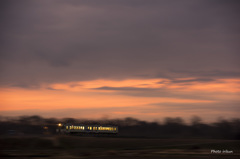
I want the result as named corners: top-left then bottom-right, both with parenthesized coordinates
top-left (0, 136), bottom-right (239, 159)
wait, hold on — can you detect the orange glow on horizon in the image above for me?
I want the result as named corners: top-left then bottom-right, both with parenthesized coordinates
top-left (0, 77), bottom-right (239, 120)
top-left (0, 86), bottom-right (214, 111)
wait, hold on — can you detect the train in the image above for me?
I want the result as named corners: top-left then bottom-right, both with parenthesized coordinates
top-left (56, 123), bottom-right (118, 135)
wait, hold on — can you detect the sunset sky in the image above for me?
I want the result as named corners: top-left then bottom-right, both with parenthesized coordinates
top-left (0, 0), bottom-right (239, 122)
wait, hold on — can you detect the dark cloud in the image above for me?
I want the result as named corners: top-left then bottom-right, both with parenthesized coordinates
top-left (167, 78), bottom-right (215, 84)
top-left (1, 0), bottom-right (239, 87)
top-left (94, 85), bottom-right (237, 101)
top-left (94, 86), bottom-right (154, 91)
top-left (155, 70), bottom-right (240, 79)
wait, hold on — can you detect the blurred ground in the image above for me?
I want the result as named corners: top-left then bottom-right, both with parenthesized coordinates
top-left (0, 136), bottom-right (239, 159)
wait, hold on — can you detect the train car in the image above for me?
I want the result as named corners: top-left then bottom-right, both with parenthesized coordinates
top-left (56, 123), bottom-right (118, 135)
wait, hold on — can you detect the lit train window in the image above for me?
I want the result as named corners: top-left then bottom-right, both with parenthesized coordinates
top-left (66, 126), bottom-right (68, 129)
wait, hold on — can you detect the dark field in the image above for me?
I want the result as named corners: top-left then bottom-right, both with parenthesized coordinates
top-left (0, 116), bottom-right (240, 158)
top-left (0, 136), bottom-right (239, 159)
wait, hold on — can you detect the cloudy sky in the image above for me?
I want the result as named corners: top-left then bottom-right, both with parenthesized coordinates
top-left (0, 0), bottom-right (239, 122)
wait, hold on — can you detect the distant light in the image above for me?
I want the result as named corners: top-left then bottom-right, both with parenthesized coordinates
top-left (58, 123), bottom-right (62, 127)
top-left (43, 126), bottom-right (48, 129)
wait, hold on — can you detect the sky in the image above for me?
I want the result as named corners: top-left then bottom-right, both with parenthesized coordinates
top-left (0, 0), bottom-right (240, 122)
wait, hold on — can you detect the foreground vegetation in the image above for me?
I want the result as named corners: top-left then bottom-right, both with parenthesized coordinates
top-left (0, 136), bottom-right (239, 159)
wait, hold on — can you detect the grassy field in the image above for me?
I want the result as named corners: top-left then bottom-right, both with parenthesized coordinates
top-left (0, 136), bottom-right (239, 158)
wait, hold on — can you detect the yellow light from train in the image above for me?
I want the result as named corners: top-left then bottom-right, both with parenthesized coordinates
top-left (58, 123), bottom-right (62, 127)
